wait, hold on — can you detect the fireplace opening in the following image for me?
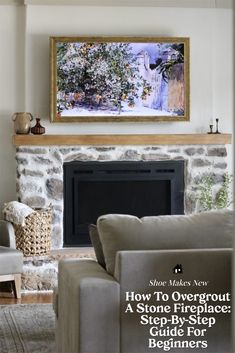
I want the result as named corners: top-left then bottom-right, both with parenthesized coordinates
top-left (63, 160), bottom-right (184, 247)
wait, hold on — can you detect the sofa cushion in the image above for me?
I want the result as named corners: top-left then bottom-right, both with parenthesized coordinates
top-left (89, 224), bottom-right (106, 268)
top-left (97, 210), bottom-right (234, 275)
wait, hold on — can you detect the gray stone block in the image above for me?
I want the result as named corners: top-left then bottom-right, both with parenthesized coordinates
top-left (184, 191), bottom-right (197, 214)
top-left (207, 147), bottom-right (227, 157)
top-left (47, 167), bottom-right (62, 175)
top-left (214, 162), bottom-right (227, 169)
top-left (168, 148), bottom-right (180, 153)
top-left (17, 147), bottom-right (48, 154)
top-left (22, 196), bottom-right (46, 208)
top-left (192, 159), bottom-right (211, 167)
top-left (93, 147), bottom-right (115, 152)
top-left (142, 153), bottom-right (170, 160)
top-left (97, 154), bottom-right (112, 161)
top-left (212, 173), bottom-right (225, 184)
top-left (22, 169), bottom-right (44, 177)
top-left (119, 150), bottom-right (141, 160)
top-left (53, 150), bottom-right (63, 163)
top-left (59, 148), bottom-right (74, 155)
top-left (46, 178), bottom-right (63, 200)
top-left (16, 182), bottom-right (42, 193)
top-left (144, 147), bottom-right (161, 151)
top-left (15, 156), bottom-right (28, 165)
top-left (173, 156), bottom-right (185, 160)
top-left (33, 156), bottom-right (52, 165)
top-left (64, 153), bottom-right (94, 162)
top-left (194, 173), bottom-right (225, 185)
top-left (184, 147), bottom-right (205, 156)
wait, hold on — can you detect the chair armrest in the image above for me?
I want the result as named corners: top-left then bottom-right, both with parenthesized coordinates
top-left (0, 220), bottom-right (16, 248)
top-left (57, 259), bottom-right (120, 353)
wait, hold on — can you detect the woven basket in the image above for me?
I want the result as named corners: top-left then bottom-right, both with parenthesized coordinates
top-left (14, 207), bottom-right (52, 257)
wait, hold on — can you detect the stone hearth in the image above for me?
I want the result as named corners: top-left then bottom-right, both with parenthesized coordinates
top-left (22, 248), bottom-right (95, 291)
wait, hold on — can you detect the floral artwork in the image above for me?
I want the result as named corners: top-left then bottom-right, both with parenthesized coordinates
top-left (50, 37), bottom-right (190, 122)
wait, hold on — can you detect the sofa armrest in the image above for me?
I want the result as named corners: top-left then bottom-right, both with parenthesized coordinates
top-left (57, 259), bottom-right (120, 353)
top-left (0, 220), bottom-right (16, 248)
top-left (115, 249), bottom-right (232, 353)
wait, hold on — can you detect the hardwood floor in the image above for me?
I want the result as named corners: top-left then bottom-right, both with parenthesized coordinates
top-left (0, 292), bottom-right (53, 305)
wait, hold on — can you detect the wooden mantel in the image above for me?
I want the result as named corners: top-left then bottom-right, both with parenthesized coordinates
top-left (13, 134), bottom-right (232, 146)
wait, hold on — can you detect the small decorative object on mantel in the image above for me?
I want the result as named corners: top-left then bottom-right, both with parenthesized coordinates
top-left (208, 124), bottom-right (213, 134)
top-left (215, 118), bottom-right (221, 134)
top-left (31, 118), bottom-right (46, 135)
top-left (207, 118), bottom-right (221, 134)
top-left (12, 112), bottom-right (33, 134)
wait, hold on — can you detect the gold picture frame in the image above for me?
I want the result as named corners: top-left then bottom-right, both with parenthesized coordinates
top-left (50, 36), bottom-right (190, 123)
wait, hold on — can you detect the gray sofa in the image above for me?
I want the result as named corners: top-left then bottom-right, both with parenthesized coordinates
top-left (54, 210), bottom-right (233, 353)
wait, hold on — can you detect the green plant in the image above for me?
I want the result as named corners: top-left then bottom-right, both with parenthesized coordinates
top-left (216, 173), bottom-right (233, 209)
top-left (198, 175), bottom-right (213, 211)
top-left (197, 172), bottom-right (233, 211)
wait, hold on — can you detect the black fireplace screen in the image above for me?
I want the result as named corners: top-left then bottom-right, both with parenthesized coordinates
top-left (63, 161), bottom-right (184, 246)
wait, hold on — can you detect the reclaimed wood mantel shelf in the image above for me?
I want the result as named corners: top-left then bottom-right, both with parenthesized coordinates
top-left (13, 134), bottom-right (232, 146)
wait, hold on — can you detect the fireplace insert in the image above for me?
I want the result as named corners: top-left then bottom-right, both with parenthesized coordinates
top-left (63, 160), bottom-right (184, 246)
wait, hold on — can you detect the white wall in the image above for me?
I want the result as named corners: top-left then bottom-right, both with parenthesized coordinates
top-left (0, 3), bottom-right (233, 210)
top-left (25, 6), bottom-right (233, 135)
top-left (0, 5), bottom-right (25, 210)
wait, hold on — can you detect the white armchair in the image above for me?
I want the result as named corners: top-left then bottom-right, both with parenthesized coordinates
top-left (0, 220), bottom-right (23, 298)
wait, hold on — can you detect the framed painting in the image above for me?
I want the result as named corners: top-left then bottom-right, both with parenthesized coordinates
top-left (50, 36), bottom-right (190, 122)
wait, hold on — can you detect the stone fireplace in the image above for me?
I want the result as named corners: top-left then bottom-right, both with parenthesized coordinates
top-left (15, 141), bottom-right (229, 249)
top-left (12, 134), bottom-right (231, 290)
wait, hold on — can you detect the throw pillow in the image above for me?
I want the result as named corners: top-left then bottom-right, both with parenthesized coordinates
top-left (88, 224), bottom-right (106, 268)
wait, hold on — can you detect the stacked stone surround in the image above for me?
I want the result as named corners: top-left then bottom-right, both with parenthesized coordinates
top-left (15, 144), bottom-right (229, 249)
top-left (14, 143), bottom-right (229, 290)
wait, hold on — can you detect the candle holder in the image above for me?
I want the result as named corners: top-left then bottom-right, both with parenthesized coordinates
top-left (207, 124), bottom-right (213, 134)
top-left (214, 118), bottom-right (221, 134)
